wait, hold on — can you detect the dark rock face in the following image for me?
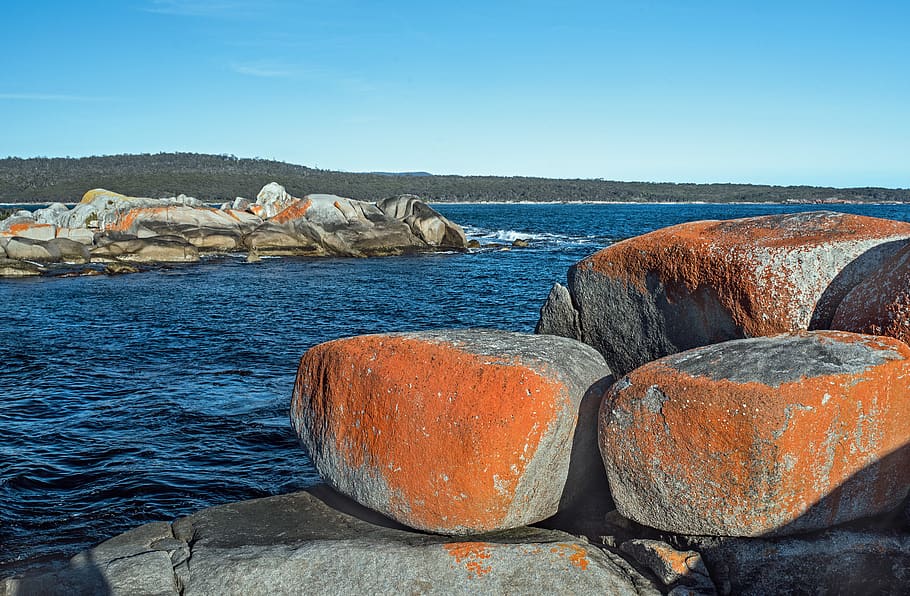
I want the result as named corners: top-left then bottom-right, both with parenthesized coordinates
top-left (292, 329), bottom-right (611, 534)
top-left (1, 488), bottom-right (659, 596)
top-left (537, 211), bottom-right (910, 376)
top-left (832, 242), bottom-right (910, 346)
top-left (689, 530), bottom-right (910, 596)
top-left (599, 331), bottom-right (910, 537)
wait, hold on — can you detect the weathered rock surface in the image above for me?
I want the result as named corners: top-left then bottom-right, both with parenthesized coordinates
top-left (539, 211), bottom-right (910, 375)
top-left (46, 238), bottom-right (90, 263)
top-left (599, 331), bottom-right (910, 537)
top-left (3, 237), bottom-right (61, 262)
top-left (535, 282), bottom-right (581, 339)
top-left (292, 329), bottom-right (611, 534)
top-left (832, 242), bottom-right (910, 345)
top-left (1, 488), bottom-right (658, 596)
top-left (253, 181), bottom-right (296, 218)
top-left (0, 220), bottom-right (56, 241)
top-left (92, 236), bottom-right (200, 263)
top-left (378, 194), bottom-right (468, 248)
top-left (104, 205), bottom-right (245, 251)
top-left (688, 529), bottom-right (910, 596)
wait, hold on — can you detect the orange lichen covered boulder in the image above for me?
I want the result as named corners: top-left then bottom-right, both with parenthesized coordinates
top-left (291, 329), bottom-right (611, 534)
top-left (538, 211), bottom-right (910, 376)
top-left (599, 331), bottom-right (910, 537)
top-left (832, 243), bottom-right (910, 345)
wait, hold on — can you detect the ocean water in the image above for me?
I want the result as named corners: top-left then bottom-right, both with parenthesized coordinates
top-left (2, 202), bottom-right (910, 574)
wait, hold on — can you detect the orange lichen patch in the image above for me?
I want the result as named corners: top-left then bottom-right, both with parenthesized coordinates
top-left (548, 543), bottom-right (590, 570)
top-left (80, 188), bottom-right (129, 204)
top-left (250, 204), bottom-right (265, 217)
top-left (271, 198), bottom-right (312, 224)
top-left (293, 335), bottom-right (569, 531)
top-left (647, 542), bottom-right (694, 576)
top-left (580, 213), bottom-right (910, 336)
top-left (600, 332), bottom-right (910, 535)
top-left (105, 206), bottom-right (172, 233)
top-left (443, 542), bottom-right (493, 577)
top-left (6, 222), bottom-right (53, 236)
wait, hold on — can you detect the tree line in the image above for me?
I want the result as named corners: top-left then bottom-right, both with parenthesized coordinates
top-left (1, 153), bottom-right (907, 204)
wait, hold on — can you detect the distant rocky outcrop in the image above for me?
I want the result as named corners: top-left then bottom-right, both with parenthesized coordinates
top-left (0, 183), bottom-right (467, 276)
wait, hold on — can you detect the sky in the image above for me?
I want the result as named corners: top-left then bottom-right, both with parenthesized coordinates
top-left (1, 0), bottom-right (908, 187)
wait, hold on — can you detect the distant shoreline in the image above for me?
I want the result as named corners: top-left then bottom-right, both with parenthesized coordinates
top-left (1, 153), bottom-right (907, 204)
top-left (4, 200), bottom-right (910, 209)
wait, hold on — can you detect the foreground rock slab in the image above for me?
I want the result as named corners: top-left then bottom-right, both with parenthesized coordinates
top-left (1, 488), bottom-right (658, 596)
top-left (292, 329), bottom-right (612, 534)
top-left (538, 211), bottom-right (910, 375)
top-left (600, 331), bottom-right (910, 537)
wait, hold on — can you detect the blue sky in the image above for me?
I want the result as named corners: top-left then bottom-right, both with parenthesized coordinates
top-left (1, 1), bottom-right (908, 187)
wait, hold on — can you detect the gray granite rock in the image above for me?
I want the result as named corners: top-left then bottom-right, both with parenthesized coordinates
top-left (538, 211), bottom-right (910, 376)
top-left (2, 488), bottom-right (659, 596)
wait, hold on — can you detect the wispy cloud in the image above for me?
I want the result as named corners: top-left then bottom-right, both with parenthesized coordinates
top-left (144, 0), bottom-right (271, 18)
top-left (229, 61), bottom-right (377, 92)
top-left (230, 62), bottom-right (297, 78)
top-left (0, 93), bottom-right (116, 102)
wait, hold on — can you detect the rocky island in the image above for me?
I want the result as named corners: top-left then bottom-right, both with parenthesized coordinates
top-left (5, 211), bottom-right (910, 595)
top-left (0, 182), bottom-right (467, 277)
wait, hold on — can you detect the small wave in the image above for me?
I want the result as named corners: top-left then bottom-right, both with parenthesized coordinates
top-left (467, 228), bottom-right (602, 246)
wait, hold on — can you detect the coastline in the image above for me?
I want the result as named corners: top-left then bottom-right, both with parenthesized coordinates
top-left (4, 200), bottom-right (909, 209)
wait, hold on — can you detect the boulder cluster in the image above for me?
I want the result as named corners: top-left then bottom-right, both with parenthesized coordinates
top-left (0, 183), bottom-right (467, 276)
top-left (6, 210), bottom-right (910, 595)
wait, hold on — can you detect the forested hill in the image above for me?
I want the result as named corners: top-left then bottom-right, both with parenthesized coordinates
top-left (1, 153), bottom-right (907, 204)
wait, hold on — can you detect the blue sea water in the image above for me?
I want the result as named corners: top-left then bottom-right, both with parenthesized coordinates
top-left (2, 202), bottom-right (910, 574)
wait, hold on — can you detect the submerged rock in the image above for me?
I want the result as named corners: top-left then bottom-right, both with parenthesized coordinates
top-left (600, 331), bottom-right (910, 537)
top-left (538, 211), bottom-right (910, 376)
top-left (1, 488), bottom-right (658, 596)
top-left (292, 329), bottom-right (612, 534)
top-left (0, 258), bottom-right (42, 277)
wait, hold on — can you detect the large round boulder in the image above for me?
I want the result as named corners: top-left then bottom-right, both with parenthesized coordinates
top-left (832, 243), bottom-right (910, 345)
top-left (538, 211), bottom-right (910, 376)
top-left (599, 331), bottom-right (910, 537)
top-left (292, 329), bottom-right (611, 534)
